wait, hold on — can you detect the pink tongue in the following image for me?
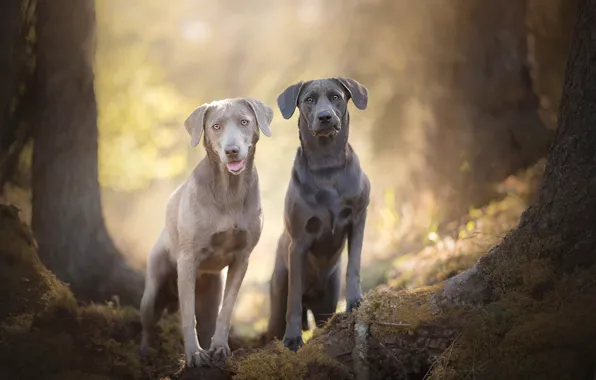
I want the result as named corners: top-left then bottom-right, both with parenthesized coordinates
top-left (226, 160), bottom-right (245, 171)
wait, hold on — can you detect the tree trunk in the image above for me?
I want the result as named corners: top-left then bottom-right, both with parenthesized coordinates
top-left (345, 0), bottom-right (555, 222)
top-left (32, 0), bottom-right (142, 305)
top-left (0, 0), bottom-right (36, 191)
top-left (429, 0), bottom-right (551, 195)
top-left (180, 0), bottom-right (596, 378)
top-left (527, 0), bottom-right (579, 130)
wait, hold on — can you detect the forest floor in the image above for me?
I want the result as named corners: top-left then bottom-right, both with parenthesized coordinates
top-left (0, 161), bottom-right (545, 380)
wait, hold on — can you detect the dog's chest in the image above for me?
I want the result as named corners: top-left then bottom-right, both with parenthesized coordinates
top-left (196, 212), bottom-right (260, 273)
top-left (197, 227), bottom-right (247, 273)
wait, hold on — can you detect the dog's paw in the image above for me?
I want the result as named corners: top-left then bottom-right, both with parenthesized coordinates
top-left (283, 335), bottom-right (304, 352)
top-left (208, 343), bottom-right (232, 364)
top-left (346, 297), bottom-right (362, 313)
top-left (185, 348), bottom-right (211, 368)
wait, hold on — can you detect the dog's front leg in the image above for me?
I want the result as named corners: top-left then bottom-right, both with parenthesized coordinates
top-left (177, 253), bottom-right (209, 367)
top-left (208, 255), bottom-right (249, 363)
top-left (346, 210), bottom-right (367, 312)
top-left (283, 240), bottom-right (308, 352)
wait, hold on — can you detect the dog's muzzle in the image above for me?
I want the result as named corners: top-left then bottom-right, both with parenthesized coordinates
top-left (311, 110), bottom-right (341, 137)
top-left (310, 123), bottom-right (340, 137)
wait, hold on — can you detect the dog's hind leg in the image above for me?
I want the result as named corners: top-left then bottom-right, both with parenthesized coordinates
top-left (194, 273), bottom-right (223, 350)
top-left (140, 230), bottom-right (173, 356)
top-left (266, 239), bottom-right (290, 341)
top-left (267, 265), bottom-right (288, 341)
top-left (309, 265), bottom-right (341, 327)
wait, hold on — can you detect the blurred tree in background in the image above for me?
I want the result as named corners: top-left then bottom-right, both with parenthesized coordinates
top-left (343, 0), bottom-right (577, 243)
top-left (0, 0), bottom-right (35, 190)
top-left (32, 0), bottom-right (143, 305)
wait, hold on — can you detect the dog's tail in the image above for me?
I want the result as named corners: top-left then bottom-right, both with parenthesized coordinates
top-left (315, 189), bottom-right (342, 234)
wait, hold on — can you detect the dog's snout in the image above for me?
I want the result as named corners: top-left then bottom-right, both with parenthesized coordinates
top-left (317, 111), bottom-right (333, 123)
top-left (225, 145), bottom-right (240, 158)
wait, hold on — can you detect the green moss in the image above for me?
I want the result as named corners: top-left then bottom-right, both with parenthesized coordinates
top-left (0, 205), bottom-right (182, 380)
top-left (357, 284), bottom-right (443, 338)
top-left (1, 298), bottom-right (183, 379)
top-left (232, 341), bottom-right (351, 380)
top-left (0, 204), bottom-right (74, 322)
top-left (429, 261), bottom-right (596, 379)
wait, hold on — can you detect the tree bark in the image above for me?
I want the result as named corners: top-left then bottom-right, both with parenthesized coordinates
top-left (0, 0), bottom-right (36, 191)
top-left (32, 0), bottom-right (142, 305)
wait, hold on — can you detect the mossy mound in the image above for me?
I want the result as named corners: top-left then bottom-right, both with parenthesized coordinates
top-left (387, 161), bottom-right (545, 290)
top-left (0, 204), bottom-right (73, 321)
top-left (0, 204), bottom-right (182, 380)
top-left (429, 266), bottom-right (596, 379)
top-left (231, 341), bottom-right (353, 380)
top-left (356, 284), bottom-right (440, 337)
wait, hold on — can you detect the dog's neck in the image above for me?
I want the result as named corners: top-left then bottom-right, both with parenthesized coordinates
top-left (298, 112), bottom-right (350, 173)
top-left (200, 144), bottom-right (256, 206)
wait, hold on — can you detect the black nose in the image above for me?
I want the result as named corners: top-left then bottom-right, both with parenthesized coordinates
top-left (317, 111), bottom-right (333, 123)
top-left (225, 146), bottom-right (239, 158)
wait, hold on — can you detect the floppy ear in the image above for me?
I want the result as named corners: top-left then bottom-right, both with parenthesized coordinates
top-left (276, 81), bottom-right (304, 119)
top-left (184, 103), bottom-right (210, 147)
top-left (336, 77), bottom-right (369, 110)
top-left (243, 98), bottom-right (274, 137)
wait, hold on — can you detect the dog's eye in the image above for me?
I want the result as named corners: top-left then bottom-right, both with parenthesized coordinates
top-left (332, 95), bottom-right (340, 101)
top-left (240, 119), bottom-right (249, 126)
top-left (212, 124), bottom-right (220, 130)
top-left (305, 97), bottom-right (314, 103)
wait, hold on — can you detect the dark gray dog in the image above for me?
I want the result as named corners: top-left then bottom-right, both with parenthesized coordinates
top-left (266, 77), bottom-right (371, 351)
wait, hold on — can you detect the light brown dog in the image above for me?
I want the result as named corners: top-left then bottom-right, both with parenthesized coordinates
top-left (139, 97), bottom-right (273, 367)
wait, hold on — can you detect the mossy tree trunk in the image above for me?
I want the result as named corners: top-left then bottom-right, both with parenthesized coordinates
top-left (32, 0), bottom-right (142, 305)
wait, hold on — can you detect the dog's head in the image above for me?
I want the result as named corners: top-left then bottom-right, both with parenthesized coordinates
top-left (276, 78), bottom-right (368, 137)
top-left (184, 98), bottom-right (273, 175)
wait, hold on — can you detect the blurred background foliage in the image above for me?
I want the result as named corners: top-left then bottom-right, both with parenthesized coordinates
top-left (95, 0), bottom-right (194, 191)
